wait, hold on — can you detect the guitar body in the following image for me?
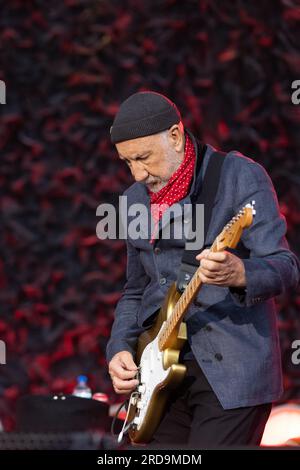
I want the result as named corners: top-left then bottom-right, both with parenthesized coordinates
top-left (128, 282), bottom-right (187, 444)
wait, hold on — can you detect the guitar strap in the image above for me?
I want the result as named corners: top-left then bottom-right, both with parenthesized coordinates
top-left (177, 149), bottom-right (227, 293)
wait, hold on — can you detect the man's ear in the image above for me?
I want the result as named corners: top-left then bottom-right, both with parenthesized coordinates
top-left (168, 123), bottom-right (185, 153)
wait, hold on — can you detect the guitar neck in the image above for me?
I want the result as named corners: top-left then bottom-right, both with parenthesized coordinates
top-left (158, 243), bottom-right (218, 351)
top-left (157, 203), bottom-right (255, 351)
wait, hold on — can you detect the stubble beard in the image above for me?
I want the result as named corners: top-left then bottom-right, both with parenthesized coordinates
top-left (145, 150), bottom-right (183, 193)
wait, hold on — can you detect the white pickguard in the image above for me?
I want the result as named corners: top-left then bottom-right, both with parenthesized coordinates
top-left (133, 322), bottom-right (170, 429)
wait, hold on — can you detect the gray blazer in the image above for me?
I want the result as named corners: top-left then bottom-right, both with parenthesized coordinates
top-left (106, 131), bottom-right (300, 409)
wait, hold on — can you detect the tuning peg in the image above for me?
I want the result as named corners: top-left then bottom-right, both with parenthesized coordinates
top-left (245, 201), bottom-right (255, 208)
top-left (245, 201), bottom-right (256, 216)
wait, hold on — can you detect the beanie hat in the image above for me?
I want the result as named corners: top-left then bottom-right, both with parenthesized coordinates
top-left (110, 91), bottom-right (181, 144)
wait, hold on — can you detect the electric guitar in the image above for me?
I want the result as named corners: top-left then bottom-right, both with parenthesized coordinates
top-left (126, 202), bottom-right (256, 444)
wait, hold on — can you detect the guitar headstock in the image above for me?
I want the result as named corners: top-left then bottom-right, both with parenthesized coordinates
top-left (212, 201), bottom-right (256, 252)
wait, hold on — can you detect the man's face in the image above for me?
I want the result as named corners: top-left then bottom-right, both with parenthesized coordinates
top-left (115, 125), bottom-right (184, 193)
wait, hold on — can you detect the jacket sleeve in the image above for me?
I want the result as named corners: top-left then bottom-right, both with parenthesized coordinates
top-left (106, 237), bottom-right (150, 363)
top-left (229, 157), bottom-right (300, 307)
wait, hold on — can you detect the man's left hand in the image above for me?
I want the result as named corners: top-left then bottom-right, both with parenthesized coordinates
top-left (196, 249), bottom-right (246, 288)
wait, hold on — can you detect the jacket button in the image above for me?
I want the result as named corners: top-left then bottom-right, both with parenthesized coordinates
top-left (154, 247), bottom-right (161, 254)
top-left (159, 277), bottom-right (167, 286)
top-left (215, 353), bottom-right (223, 361)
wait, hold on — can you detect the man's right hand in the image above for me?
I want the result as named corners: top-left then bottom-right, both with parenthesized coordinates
top-left (108, 351), bottom-right (139, 395)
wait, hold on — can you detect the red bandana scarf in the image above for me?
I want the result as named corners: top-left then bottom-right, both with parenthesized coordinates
top-left (148, 133), bottom-right (196, 243)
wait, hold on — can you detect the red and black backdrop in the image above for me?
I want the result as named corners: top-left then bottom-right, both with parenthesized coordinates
top-left (0, 0), bottom-right (299, 430)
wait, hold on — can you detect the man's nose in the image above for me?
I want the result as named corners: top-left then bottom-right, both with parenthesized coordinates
top-left (131, 162), bottom-right (148, 182)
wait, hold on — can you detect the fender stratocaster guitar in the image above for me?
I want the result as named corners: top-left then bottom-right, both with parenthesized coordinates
top-left (126, 202), bottom-right (256, 444)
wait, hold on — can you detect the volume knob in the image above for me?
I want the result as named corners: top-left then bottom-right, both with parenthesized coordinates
top-left (138, 384), bottom-right (146, 394)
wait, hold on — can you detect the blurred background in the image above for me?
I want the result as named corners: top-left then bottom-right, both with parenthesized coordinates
top-left (0, 0), bottom-right (299, 435)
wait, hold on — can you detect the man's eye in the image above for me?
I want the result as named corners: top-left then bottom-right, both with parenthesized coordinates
top-left (124, 156), bottom-right (148, 165)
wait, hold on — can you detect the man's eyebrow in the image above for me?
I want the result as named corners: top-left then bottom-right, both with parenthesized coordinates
top-left (119, 151), bottom-right (151, 160)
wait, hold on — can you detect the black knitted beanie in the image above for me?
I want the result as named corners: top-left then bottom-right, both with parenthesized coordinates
top-left (110, 91), bottom-right (181, 144)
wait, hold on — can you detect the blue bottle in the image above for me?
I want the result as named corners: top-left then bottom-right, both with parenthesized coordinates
top-left (72, 375), bottom-right (92, 399)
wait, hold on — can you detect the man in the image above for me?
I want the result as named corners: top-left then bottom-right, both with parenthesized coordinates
top-left (106, 91), bottom-right (300, 447)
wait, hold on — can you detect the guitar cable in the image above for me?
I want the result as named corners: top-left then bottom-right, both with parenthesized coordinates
top-left (110, 398), bottom-right (129, 441)
top-left (110, 392), bottom-right (139, 444)
top-left (111, 366), bottom-right (142, 444)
